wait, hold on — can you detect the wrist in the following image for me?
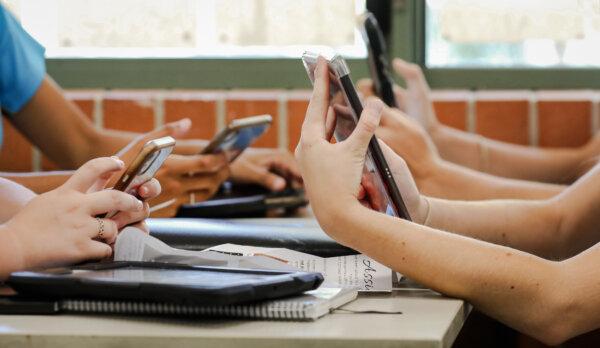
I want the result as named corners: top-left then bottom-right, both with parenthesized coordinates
top-left (312, 197), bottom-right (365, 242)
top-left (0, 224), bottom-right (26, 280)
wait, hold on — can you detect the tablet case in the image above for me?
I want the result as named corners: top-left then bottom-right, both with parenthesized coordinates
top-left (148, 218), bottom-right (356, 258)
top-left (176, 183), bottom-right (308, 219)
top-left (7, 261), bottom-right (323, 306)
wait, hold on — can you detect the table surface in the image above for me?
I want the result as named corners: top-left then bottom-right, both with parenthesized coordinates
top-left (0, 217), bottom-right (470, 348)
top-left (0, 289), bottom-right (469, 348)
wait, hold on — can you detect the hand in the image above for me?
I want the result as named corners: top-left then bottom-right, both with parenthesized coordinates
top-left (357, 58), bottom-right (439, 131)
top-left (230, 147), bottom-right (303, 191)
top-left (376, 106), bottom-right (441, 181)
top-left (149, 153), bottom-right (229, 217)
top-left (112, 119), bottom-right (230, 218)
top-left (1, 157), bottom-right (146, 279)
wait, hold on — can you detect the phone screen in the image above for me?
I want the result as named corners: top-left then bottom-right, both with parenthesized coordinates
top-left (303, 53), bottom-right (411, 220)
top-left (214, 123), bottom-right (270, 162)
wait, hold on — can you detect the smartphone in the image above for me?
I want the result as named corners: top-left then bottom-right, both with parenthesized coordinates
top-left (201, 115), bottom-right (272, 163)
top-left (302, 51), bottom-right (411, 220)
top-left (105, 136), bottom-right (176, 218)
top-left (358, 12), bottom-right (397, 108)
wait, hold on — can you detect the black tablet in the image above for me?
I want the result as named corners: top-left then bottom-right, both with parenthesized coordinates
top-left (7, 261), bottom-right (323, 306)
top-left (177, 183), bottom-right (308, 218)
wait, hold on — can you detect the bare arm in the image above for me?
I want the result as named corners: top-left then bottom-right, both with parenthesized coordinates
top-left (430, 124), bottom-right (597, 183)
top-left (298, 62), bottom-right (600, 344)
top-left (1, 171), bottom-right (71, 194)
top-left (0, 178), bottom-right (36, 223)
top-left (359, 59), bottom-right (599, 184)
top-left (320, 203), bottom-right (597, 346)
top-left (375, 106), bottom-right (565, 201)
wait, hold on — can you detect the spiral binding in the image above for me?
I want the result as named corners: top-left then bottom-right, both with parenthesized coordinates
top-left (61, 299), bottom-right (313, 320)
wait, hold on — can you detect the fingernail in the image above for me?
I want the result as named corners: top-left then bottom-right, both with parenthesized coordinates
top-left (136, 199), bottom-right (144, 211)
top-left (274, 177), bottom-right (286, 190)
top-left (366, 98), bottom-right (384, 112)
top-left (139, 186), bottom-right (149, 197)
top-left (178, 118), bottom-right (192, 131)
top-left (111, 156), bottom-right (124, 167)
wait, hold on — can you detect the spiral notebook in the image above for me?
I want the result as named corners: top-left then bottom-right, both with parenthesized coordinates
top-left (0, 288), bottom-right (357, 321)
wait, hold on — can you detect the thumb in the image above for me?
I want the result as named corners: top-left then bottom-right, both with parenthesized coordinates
top-left (356, 79), bottom-right (376, 98)
top-left (116, 118), bottom-right (191, 158)
top-left (347, 98), bottom-right (384, 154)
top-left (148, 118), bottom-right (192, 141)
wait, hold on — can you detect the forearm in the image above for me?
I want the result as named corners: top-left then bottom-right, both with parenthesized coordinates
top-left (430, 124), bottom-right (588, 183)
top-left (0, 225), bottom-right (25, 280)
top-left (0, 178), bottom-right (36, 222)
top-left (424, 197), bottom-right (563, 258)
top-left (419, 160), bottom-right (564, 201)
top-left (321, 203), bottom-right (563, 344)
top-left (1, 172), bottom-right (72, 194)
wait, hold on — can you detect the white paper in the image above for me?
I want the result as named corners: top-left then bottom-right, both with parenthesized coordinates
top-left (206, 244), bottom-right (392, 292)
top-left (115, 228), bottom-right (393, 292)
top-left (114, 227), bottom-right (296, 271)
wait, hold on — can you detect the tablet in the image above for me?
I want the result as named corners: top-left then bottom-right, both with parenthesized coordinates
top-left (177, 183), bottom-right (308, 218)
top-left (7, 261), bottom-right (323, 306)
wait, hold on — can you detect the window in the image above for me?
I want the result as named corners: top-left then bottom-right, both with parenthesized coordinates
top-left (426, 0), bottom-right (600, 68)
top-left (4, 0), bottom-right (366, 58)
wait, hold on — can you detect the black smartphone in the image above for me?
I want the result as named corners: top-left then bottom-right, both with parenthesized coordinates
top-left (358, 12), bottom-right (397, 108)
top-left (302, 52), bottom-right (411, 220)
top-left (201, 115), bottom-right (272, 163)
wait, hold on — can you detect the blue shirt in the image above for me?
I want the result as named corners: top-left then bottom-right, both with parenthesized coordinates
top-left (0, 5), bottom-right (46, 146)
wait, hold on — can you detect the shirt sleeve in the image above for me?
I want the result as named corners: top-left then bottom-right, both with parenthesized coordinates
top-left (0, 5), bottom-right (46, 114)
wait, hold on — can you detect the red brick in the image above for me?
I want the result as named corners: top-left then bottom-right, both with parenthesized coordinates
top-left (0, 118), bottom-right (33, 171)
top-left (538, 101), bottom-right (591, 148)
top-left (103, 94), bottom-right (155, 133)
top-left (476, 101), bottom-right (530, 145)
top-left (225, 94), bottom-right (279, 148)
top-left (41, 97), bottom-right (96, 171)
top-left (287, 99), bottom-right (309, 152)
top-left (164, 98), bottom-right (217, 140)
top-left (433, 101), bottom-right (467, 130)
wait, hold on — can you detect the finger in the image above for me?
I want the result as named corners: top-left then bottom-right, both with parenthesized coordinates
top-left (393, 85), bottom-right (409, 112)
top-left (392, 58), bottom-right (424, 83)
top-left (137, 178), bottom-right (161, 200)
top-left (302, 57), bottom-right (330, 141)
top-left (63, 157), bottom-right (125, 193)
top-left (90, 218), bottom-right (118, 244)
top-left (324, 106), bottom-right (337, 141)
top-left (85, 190), bottom-right (144, 216)
top-left (82, 240), bottom-right (113, 261)
top-left (116, 119), bottom-right (191, 159)
top-left (356, 79), bottom-right (376, 98)
top-left (178, 167), bottom-right (230, 193)
top-left (110, 202), bottom-right (150, 230)
top-left (378, 139), bottom-right (408, 175)
top-left (165, 154), bottom-right (227, 174)
top-left (346, 98), bottom-right (384, 153)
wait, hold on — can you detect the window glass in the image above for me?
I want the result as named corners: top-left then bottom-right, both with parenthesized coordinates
top-left (426, 0), bottom-right (600, 67)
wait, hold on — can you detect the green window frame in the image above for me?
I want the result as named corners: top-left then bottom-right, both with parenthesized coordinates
top-left (392, 0), bottom-right (600, 90)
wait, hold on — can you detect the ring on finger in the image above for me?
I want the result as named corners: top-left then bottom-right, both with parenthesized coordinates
top-left (96, 217), bottom-right (105, 239)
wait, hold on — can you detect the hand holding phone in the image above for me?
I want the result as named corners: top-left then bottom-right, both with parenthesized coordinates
top-left (201, 115), bottom-right (272, 163)
top-left (302, 52), bottom-right (411, 221)
top-left (104, 136), bottom-right (175, 218)
top-left (359, 12), bottom-right (397, 108)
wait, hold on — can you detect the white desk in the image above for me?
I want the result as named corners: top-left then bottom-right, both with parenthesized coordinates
top-left (0, 289), bottom-right (469, 348)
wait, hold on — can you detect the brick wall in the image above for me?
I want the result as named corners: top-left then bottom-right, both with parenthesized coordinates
top-left (1, 89), bottom-right (597, 172)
